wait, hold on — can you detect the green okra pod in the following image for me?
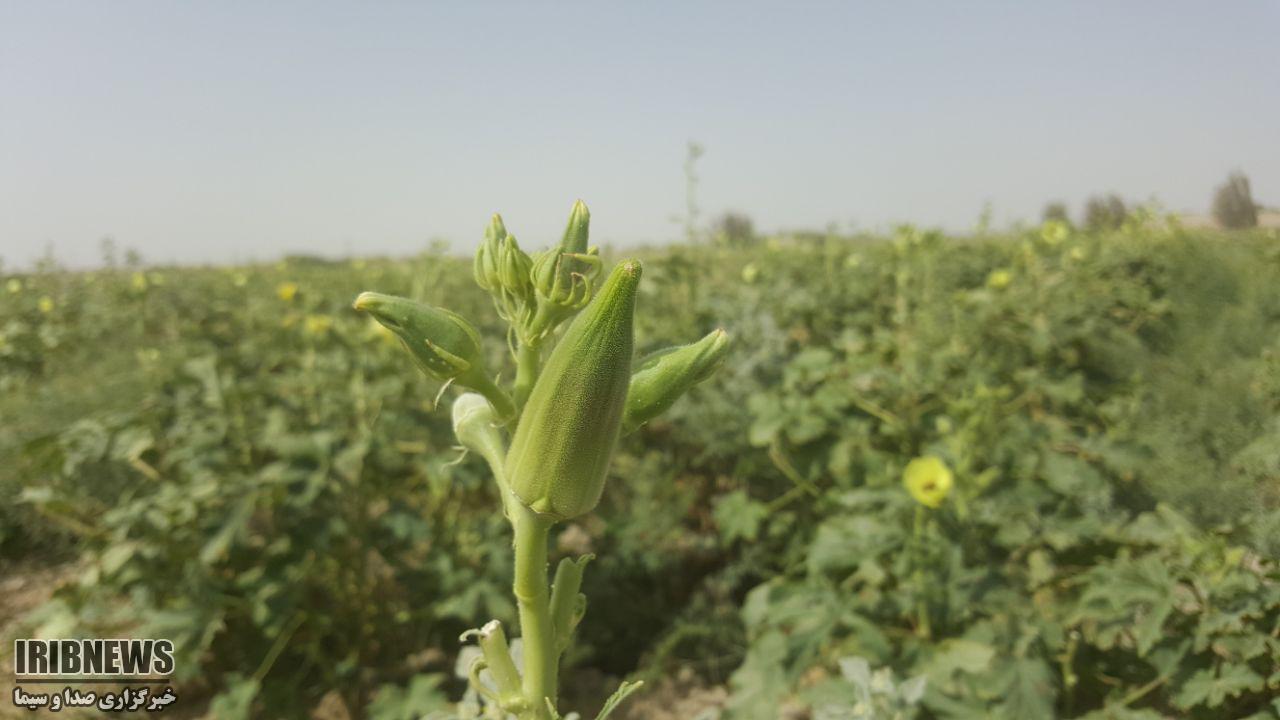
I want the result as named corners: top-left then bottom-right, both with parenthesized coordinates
top-left (354, 292), bottom-right (515, 420)
top-left (505, 260), bottom-right (641, 521)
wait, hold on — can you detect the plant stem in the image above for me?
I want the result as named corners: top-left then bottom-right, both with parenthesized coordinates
top-left (471, 373), bottom-right (517, 423)
top-left (913, 505), bottom-right (931, 639)
top-left (514, 342), bottom-right (541, 410)
top-left (512, 502), bottom-right (555, 718)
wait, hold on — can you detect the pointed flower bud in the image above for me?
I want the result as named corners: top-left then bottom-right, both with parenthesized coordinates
top-left (473, 215), bottom-right (505, 293)
top-left (505, 260), bottom-right (642, 521)
top-left (475, 214), bottom-right (536, 328)
top-left (354, 292), bottom-right (515, 420)
top-left (623, 328), bottom-right (730, 434)
top-left (559, 199), bottom-right (590, 255)
top-left (498, 235), bottom-right (535, 307)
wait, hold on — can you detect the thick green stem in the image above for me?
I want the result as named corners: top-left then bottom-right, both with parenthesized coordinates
top-left (512, 502), bottom-right (556, 718)
top-left (471, 374), bottom-right (517, 424)
top-left (514, 342), bottom-right (541, 410)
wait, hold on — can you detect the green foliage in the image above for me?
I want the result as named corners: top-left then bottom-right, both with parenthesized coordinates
top-left (3, 216), bottom-right (1278, 718)
top-left (714, 221), bottom-right (1280, 717)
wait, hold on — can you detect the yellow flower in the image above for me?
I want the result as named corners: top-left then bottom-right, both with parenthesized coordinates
top-left (304, 314), bottom-right (333, 336)
top-left (741, 263), bottom-right (760, 284)
top-left (1040, 220), bottom-right (1069, 245)
top-left (38, 296), bottom-right (55, 313)
top-left (903, 456), bottom-right (953, 508)
top-left (131, 272), bottom-right (148, 291)
top-left (232, 273), bottom-right (248, 287)
top-left (986, 269), bottom-right (1012, 290)
top-left (6, 279), bottom-right (21, 294)
top-left (276, 282), bottom-right (299, 301)
top-left (1069, 246), bottom-right (1087, 261)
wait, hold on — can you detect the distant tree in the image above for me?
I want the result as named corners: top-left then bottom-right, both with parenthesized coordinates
top-left (1041, 201), bottom-right (1071, 225)
top-left (1211, 171), bottom-right (1258, 229)
top-left (713, 212), bottom-right (756, 248)
top-left (1083, 194), bottom-right (1128, 232)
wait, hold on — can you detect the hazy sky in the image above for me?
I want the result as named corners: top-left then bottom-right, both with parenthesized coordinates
top-left (2, 2), bottom-right (1277, 268)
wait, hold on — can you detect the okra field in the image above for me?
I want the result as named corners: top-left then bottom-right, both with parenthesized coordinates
top-left (2, 216), bottom-right (1279, 718)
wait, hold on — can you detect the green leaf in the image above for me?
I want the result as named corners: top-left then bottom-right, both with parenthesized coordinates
top-left (713, 490), bottom-right (767, 543)
top-left (367, 675), bottom-right (451, 720)
top-left (1174, 664), bottom-right (1265, 710)
top-left (595, 681), bottom-right (644, 720)
top-left (996, 658), bottom-right (1055, 719)
top-left (206, 674), bottom-right (260, 720)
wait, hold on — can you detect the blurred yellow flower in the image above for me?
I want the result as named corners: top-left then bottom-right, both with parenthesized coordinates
top-left (6, 279), bottom-right (22, 294)
top-left (304, 314), bottom-right (333, 336)
top-left (903, 456), bottom-right (953, 508)
top-left (232, 273), bottom-right (248, 287)
top-left (844, 253), bottom-right (862, 269)
top-left (38, 296), bottom-right (55, 313)
top-left (131, 272), bottom-right (148, 291)
top-left (1041, 220), bottom-right (1069, 245)
top-left (986, 269), bottom-right (1013, 290)
top-left (1069, 246), bottom-right (1087, 261)
top-left (277, 282), bottom-right (299, 301)
top-left (741, 263), bottom-right (760, 284)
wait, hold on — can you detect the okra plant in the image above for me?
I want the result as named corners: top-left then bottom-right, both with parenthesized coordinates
top-left (354, 201), bottom-right (729, 719)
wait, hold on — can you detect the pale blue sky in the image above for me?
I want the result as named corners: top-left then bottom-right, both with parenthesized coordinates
top-left (2, 1), bottom-right (1277, 268)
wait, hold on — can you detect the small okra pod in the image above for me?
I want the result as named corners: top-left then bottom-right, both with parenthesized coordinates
top-left (622, 328), bottom-right (730, 435)
top-left (353, 292), bottom-right (515, 420)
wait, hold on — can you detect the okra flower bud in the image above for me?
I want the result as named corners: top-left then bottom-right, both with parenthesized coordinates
top-left (475, 216), bottom-right (535, 328)
top-left (559, 199), bottom-right (590, 254)
top-left (524, 201), bottom-right (602, 343)
top-left (473, 214), bottom-right (508, 292)
top-left (498, 236), bottom-right (535, 307)
top-left (622, 328), bottom-right (730, 434)
top-left (354, 292), bottom-right (515, 420)
top-left (505, 260), bottom-right (642, 521)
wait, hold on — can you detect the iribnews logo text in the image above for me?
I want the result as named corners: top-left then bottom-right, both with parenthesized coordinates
top-left (13, 639), bottom-right (175, 677)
